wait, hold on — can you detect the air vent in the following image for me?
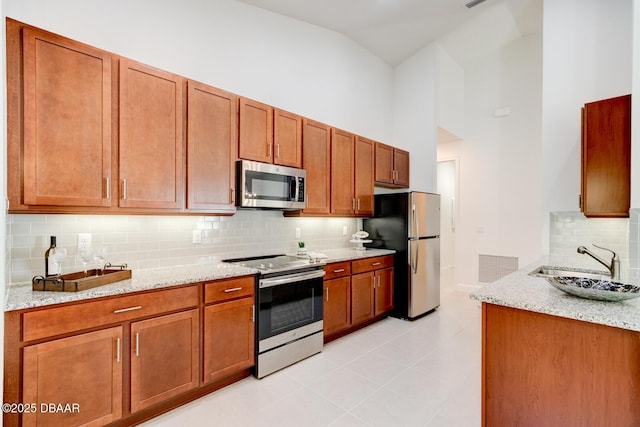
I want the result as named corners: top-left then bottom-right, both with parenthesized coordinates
top-left (465, 0), bottom-right (488, 9)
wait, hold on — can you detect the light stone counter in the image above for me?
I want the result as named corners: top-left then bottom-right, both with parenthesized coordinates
top-left (470, 256), bottom-right (640, 332)
top-left (5, 248), bottom-right (395, 312)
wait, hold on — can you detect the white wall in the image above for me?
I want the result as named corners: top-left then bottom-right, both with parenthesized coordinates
top-left (392, 44), bottom-right (438, 193)
top-left (633, 0), bottom-right (640, 207)
top-left (435, 44), bottom-right (465, 140)
top-left (5, 0), bottom-right (394, 142)
top-left (437, 33), bottom-right (543, 287)
top-left (541, 0), bottom-right (633, 250)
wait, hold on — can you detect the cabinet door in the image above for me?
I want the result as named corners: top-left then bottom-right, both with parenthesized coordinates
top-left (203, 297), bottom-right (255, 384)
top-left (375, 267), bottom-right (394, 316)
top-left (331, 128), bottom-right (355, 215)
top-left (119, 59), bottom-right (184, 209)
top-left (393, 148), bottom-right (410, 187)
top-left (351, 272), bottom-right (375, 326)
top-left (22, 27), bottom-right (112, 207)
top-left (374, 142), bottom-right (394, 185)
top-left (239, 97), bottom-right (273, 163)
top-left (274, 108), bottom-right (302, 168)
top-left (23, 327), bottom-right (122, 427)
top-left (186, 80), bottom-right (237, 212)
top-left (302, 119), bottom-right (331, 214)
top-left (355, 136), bottom-right (374, 216)
top-left (581, 94), bottom-right (631, 217)
top-left (130, 309), bottom-right (199, 413)
top-left (324, 276), bottom-right (351, 337)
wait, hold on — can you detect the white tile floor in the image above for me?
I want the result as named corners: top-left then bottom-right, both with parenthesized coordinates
top-left (142, 274), bottom-right (482, 427)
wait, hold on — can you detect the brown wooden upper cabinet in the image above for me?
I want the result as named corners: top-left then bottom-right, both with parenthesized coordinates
top-left (21, 25), bottom-right (113, 208)
top-left (580, 94), bottom-right (631, 217)
top-left (330, 130), bottom-right (374, 217)
top-left (374, 142), bottom-right (410, 188)
top-left (301, 119), bottom-right (331, 214)
top-left (238, 97), bottom-right (302, 168)
top-left (119, 59), bottom-right (184, 210)
top-left (186, 81), bottom-right (237, 213)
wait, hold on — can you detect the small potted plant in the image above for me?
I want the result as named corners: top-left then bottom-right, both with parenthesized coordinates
top-left (297, 241), bottom-right (307, 256)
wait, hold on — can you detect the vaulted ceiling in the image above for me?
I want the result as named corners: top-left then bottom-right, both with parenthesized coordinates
top-left (235, 0), bottom-right (542, 66)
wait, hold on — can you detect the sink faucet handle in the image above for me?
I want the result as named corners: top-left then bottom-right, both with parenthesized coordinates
top-left (591, 243), bottom-right (618, 260)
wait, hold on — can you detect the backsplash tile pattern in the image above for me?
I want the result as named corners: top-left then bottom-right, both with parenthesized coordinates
top-left (549, 211), bottom-right (629, 265)
top-left (630, 209), bottom-right (640, 270)
top-left (8, 211), bottom-right (358, 284)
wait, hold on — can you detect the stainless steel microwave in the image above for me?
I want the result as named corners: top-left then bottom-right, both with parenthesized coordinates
top-left (236, 160), bottom-right (306, 210)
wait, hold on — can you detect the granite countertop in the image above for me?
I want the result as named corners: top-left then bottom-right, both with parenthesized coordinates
top-left (470, 256), bottom-right (640, 332)
top-left (5, 248), bottom-right (395, 312)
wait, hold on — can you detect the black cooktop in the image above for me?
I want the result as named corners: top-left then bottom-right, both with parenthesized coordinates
top-left (224, 254), bottom-right (325, 275)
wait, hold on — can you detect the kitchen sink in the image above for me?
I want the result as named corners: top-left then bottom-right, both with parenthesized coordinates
top-left (529, 265), bottom-right (640, 302)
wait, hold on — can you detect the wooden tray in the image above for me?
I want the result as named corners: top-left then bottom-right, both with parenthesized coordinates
top-left (32, 268), bottom-right (132, 292)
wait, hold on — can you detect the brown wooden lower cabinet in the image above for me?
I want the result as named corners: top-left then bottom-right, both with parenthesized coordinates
top-left (323, 276), bottom-right (351, 336)
top-left (324, 256), bottom-right (394, 339)
top-left (203, 297), bottom-right (255, 384)
top-left (483, 303), bottom-right (640, 427)
top-left (5, 278), bottom-right (256, 427)
top-left (130, 309), bottom-right (200, 413)
top-left (22, 327), bottom-right (123, 427)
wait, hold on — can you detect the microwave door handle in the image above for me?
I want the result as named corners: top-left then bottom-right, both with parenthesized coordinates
top-left (290, 177), bottom-right (297, 201)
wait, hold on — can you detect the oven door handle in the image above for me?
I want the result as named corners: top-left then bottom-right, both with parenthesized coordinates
top-left (259, 270), bottom-right (326, 288)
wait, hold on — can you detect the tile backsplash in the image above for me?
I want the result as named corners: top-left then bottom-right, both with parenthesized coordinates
top-left (549, 211), bottom-right (629, 264)
top-left (8, 211), bottom-right (358, 284)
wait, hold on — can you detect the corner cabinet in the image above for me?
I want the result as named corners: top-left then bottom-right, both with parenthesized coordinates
top-left (19, 25), bottom-right (113, 208)
top-left (186, 81), bottom-right (237, 212)
top-left (119, 59), bottom-right (184, 210)
top-left (580, 94), bottom-right (631, 217)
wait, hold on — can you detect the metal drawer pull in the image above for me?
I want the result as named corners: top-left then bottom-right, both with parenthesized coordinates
top-left (333, 269), bottom-right (345, 273)
top-left (116, 338), bottom-right (121, 363)
top-left (122, 179), bottom-right (127, 200)
top-left (252, 305), bottom-right (255, 323)
top-left (105, 177), bottom-right (110, 199)
top-left (371, 262), bottom-right (381, 266)
top-left (135, 332), bottom-right (140, 357)
top-left (113, 305), bottom-right (142, 314)
top-left (224, 287), bottom-right (243, 293)
top-left (325, 287), bottom-right (329, 302)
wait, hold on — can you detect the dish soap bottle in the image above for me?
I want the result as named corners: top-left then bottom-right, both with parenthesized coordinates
top-left (44, 236), bottom-right (56, 277)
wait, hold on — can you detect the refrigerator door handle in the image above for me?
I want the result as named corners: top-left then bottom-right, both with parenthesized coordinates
top-left (410, 239), bottom-right (419, 274)
top-left (412, 203), bottom-right (420, 239)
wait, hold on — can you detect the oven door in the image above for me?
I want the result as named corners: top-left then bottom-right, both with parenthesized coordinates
top-left (258, 269), bottom-right (324, 343)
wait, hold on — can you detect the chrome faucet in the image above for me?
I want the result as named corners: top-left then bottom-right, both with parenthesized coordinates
top-left (577, 244), bottom-right (620, 280)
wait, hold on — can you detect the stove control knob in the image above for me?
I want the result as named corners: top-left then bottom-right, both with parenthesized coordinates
top-left (259, 263), bottom-right (266, 269)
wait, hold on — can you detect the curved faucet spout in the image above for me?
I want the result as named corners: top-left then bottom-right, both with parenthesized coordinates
top-left (577, 245), bottom-right (620, 280)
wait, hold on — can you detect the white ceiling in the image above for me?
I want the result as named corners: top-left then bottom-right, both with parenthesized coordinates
top-left (235, 0), bottom-right (542, 66)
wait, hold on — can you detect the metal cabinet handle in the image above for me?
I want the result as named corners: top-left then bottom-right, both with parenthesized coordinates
top-left (135, 332), bottom-right (140, 357)
top-left (230, 188), bottom-right (235, 203)
top-left (371, 262), bottom-right (381, 266)
top-left (114, 306), bottom-right (142, 314)
top-left (122, 179), bottom-right (127, 200)
top-left (116, 337), bottom-right (121, 363)
top-left (372, 276), bottom-right (375, 288)
top-left (267, 143), bottom-right (272, 157)
top-left (224, 287), bottom-right (243, 293)
top-left (105, 177), bottom-right (110, 199)
top-left (333, 269), bottom-right (345, 273)
top-left (276, 143), bottom-right (280, 159)
top-left (252, 305), bottom-right (255, 323)
top-left (325, 287), bottom-right (329, 302)
top-left (357, 198), bottom-right (361, 210)
top-left (352, 198), bottom-right (356, 210)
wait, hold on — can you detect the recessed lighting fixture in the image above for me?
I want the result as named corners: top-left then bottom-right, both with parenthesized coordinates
top-left (465, 0), bottom-right (488, 9)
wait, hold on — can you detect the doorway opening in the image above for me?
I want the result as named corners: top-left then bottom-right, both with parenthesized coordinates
top-left (437, 158), bottom-right (458, 292)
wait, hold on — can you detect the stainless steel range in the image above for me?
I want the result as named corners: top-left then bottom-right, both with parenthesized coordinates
top-left (225, 254), bottom-right (326, 378)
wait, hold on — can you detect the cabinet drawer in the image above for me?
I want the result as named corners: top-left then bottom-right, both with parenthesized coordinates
top-left (204, 276), bottom-right (255, 305)
top-left (324, 262), bottom-right (351, 280)
top-left (351, 255), bottom-right (394, 274)
top-left (23, 285), bottom-right (199, 342)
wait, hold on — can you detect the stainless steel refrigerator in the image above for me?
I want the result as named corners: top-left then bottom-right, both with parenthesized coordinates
top-left (363, 192), bottom-right (440, 319)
